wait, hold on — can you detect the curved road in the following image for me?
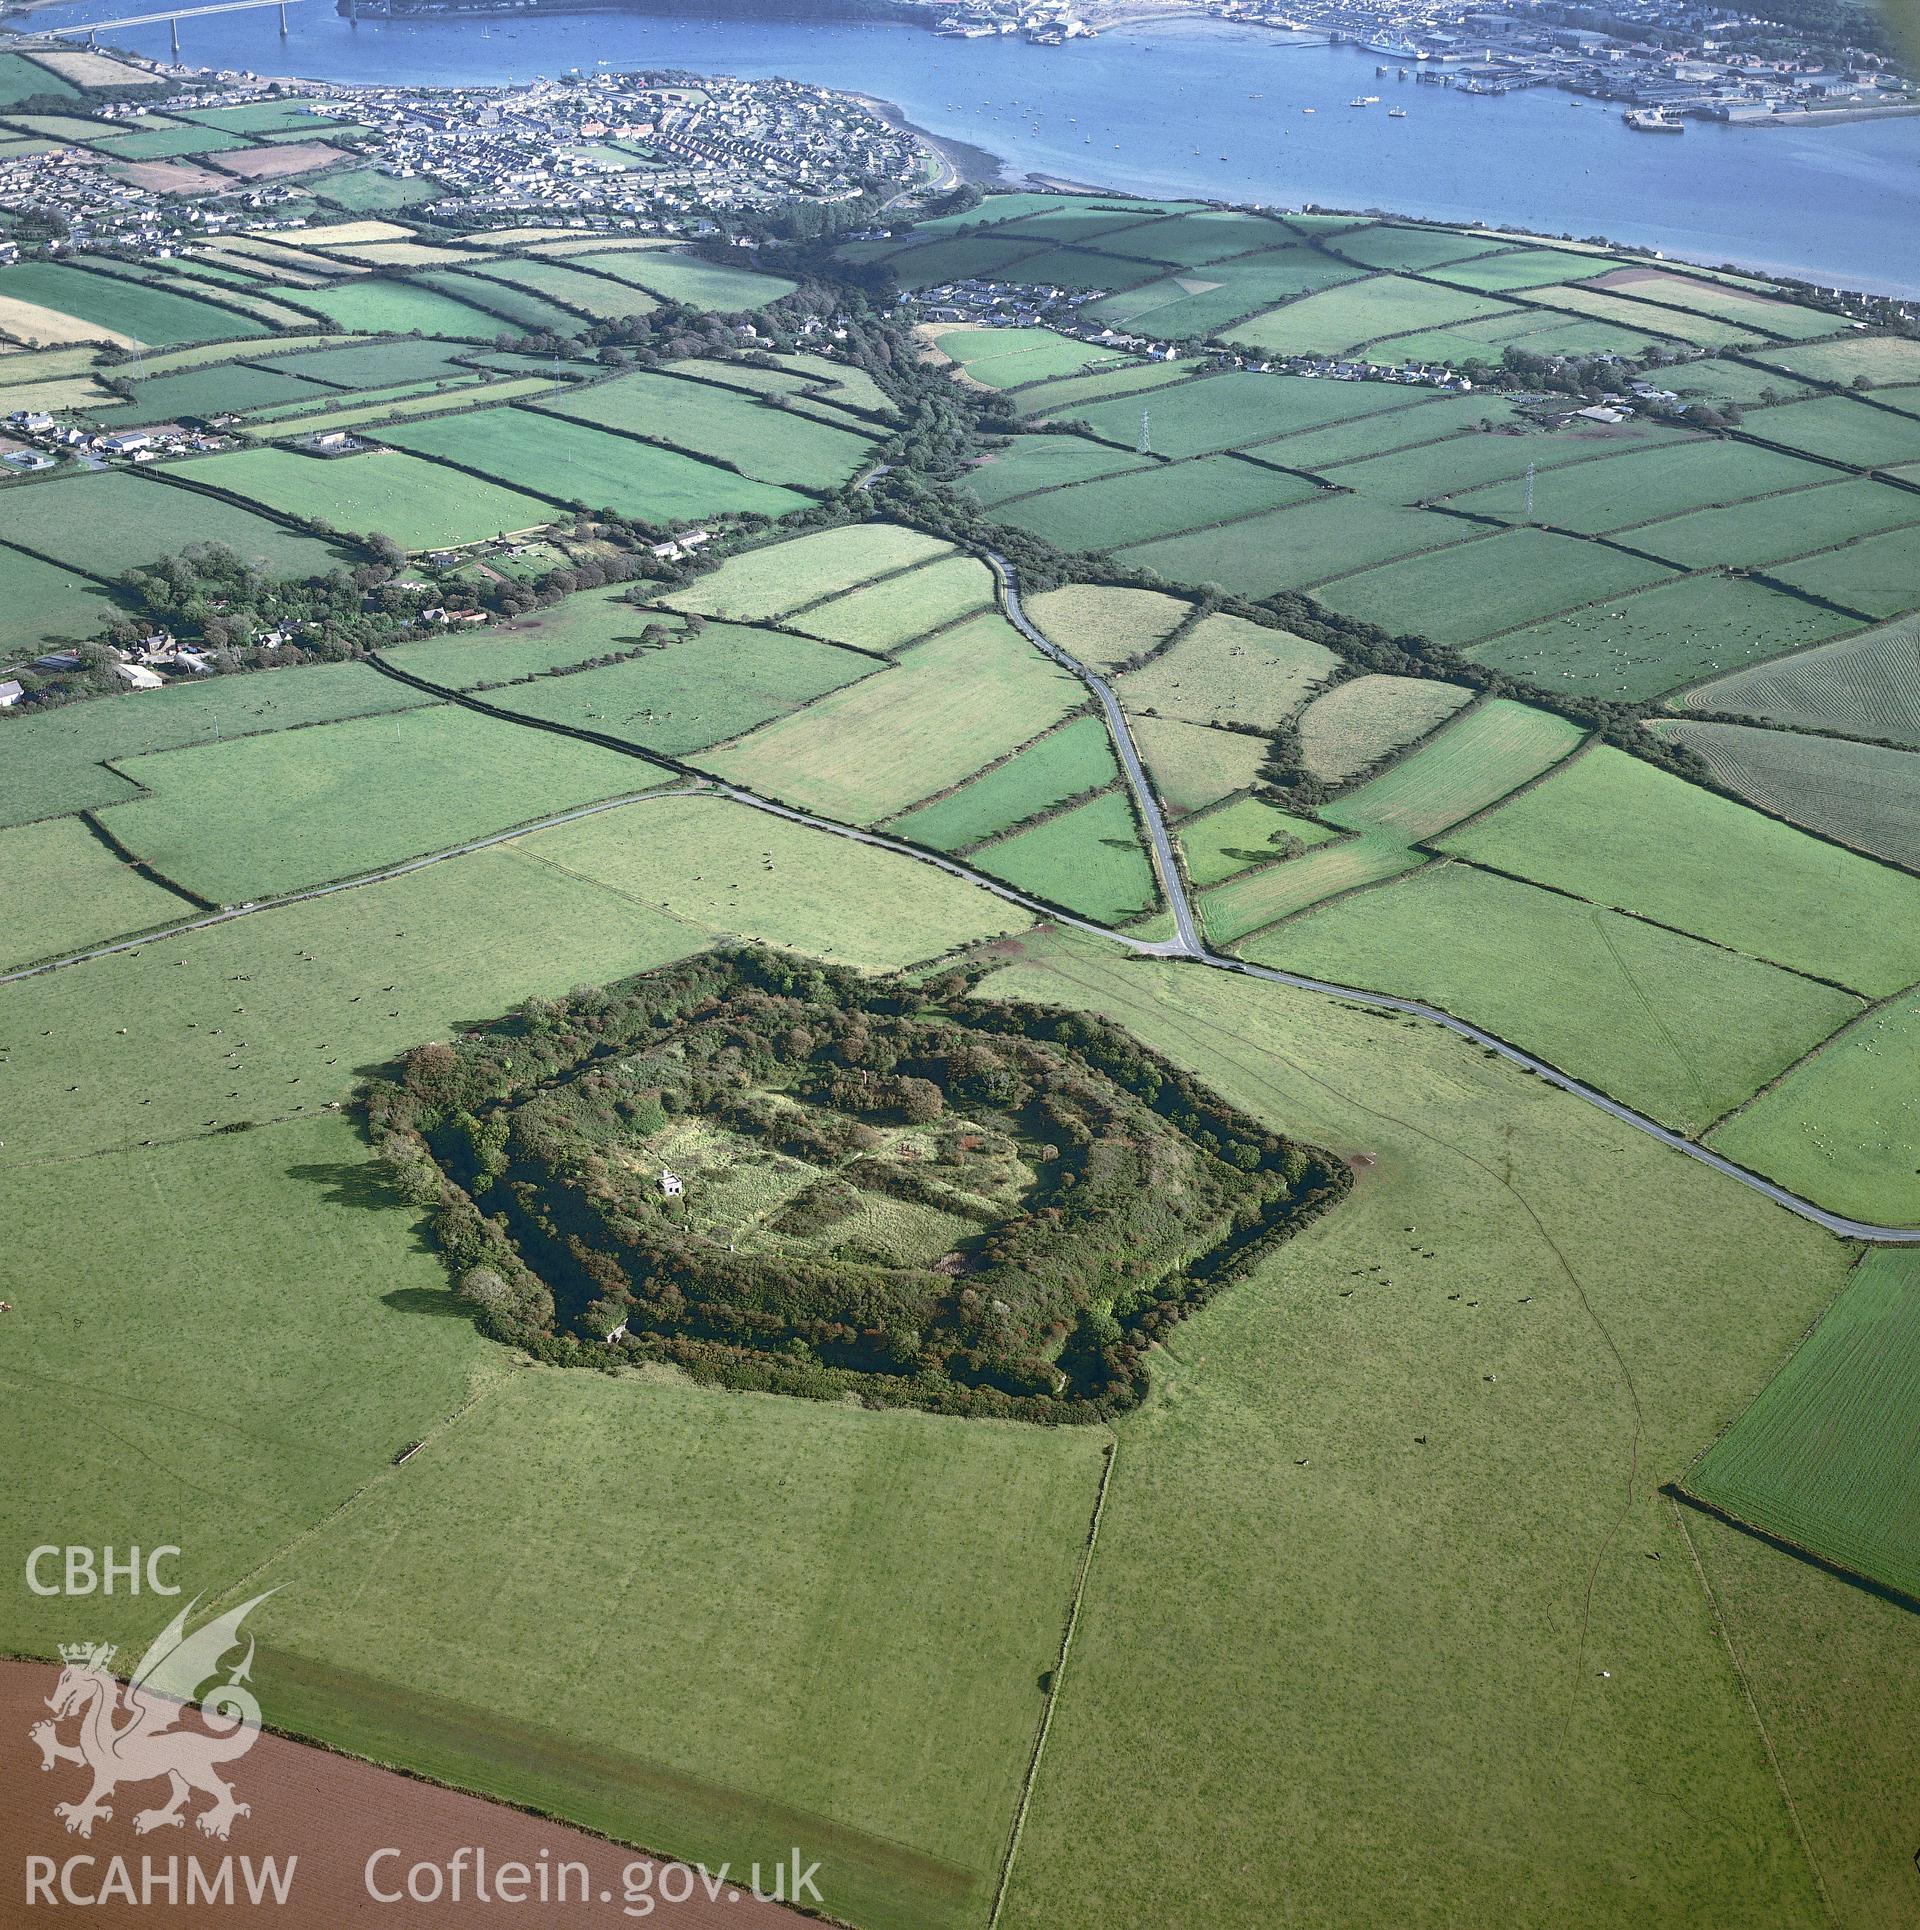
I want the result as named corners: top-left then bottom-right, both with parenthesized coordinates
top-left (12, 604), bottom-right (1914, 1244)
top-left (986, 551), bottom-right (1920, 1246)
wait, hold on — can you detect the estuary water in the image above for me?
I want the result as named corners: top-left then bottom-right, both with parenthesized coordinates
top-left (14, 4), bottom-right (1920, 292)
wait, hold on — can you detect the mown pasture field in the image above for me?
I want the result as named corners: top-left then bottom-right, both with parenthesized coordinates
top-left (1296, 674), bottom-right (1475, 782)
top-left (287, 278), bottom-right (509, 340)
top-left (101, 704), bottom-right (647, 901)
top-left (1008, 355), bottom-right (1203, 419)
top-left (1118, 497), bottom-right (1474, 597)
top-left (1529, 283), bottom-right (1762, 350)
top-left (1115, 611), bottom-right (1334, 729)
top-left (1580, 266), bottom-right (1840, 340)
top-left (974, 787), bottom-right (1157, 921)
top-left (1684, 1251), bottom-right (1920, 1600)
top-left (1084, 248), bottom-right (1364, 338)
top-left (485, 623), bottom-right (877, 757)
top-left (1431, 245), bottom-right (1626, 290)
top-left (1709, 988), bottom-right (1920, 1224)
top-left (1743, 393), bottom-right (1920, 469)
top-left (1314, 528), bottom-right (1675, 647)
top-left (1039, 368), bottom-right (1430, 460)
top-left (982, 933), bottom-right (1851, 1930)
top-left (1437, 744), bottom-right (1920, 995)
top-left (454, 256), bottom-right (659, 321)
top-left (1321, 422), bottom-right (1662, 507)
top-left (86, 357), bottom-right (332, 423)
top-left (1227, 275), bottom-right (1520, 355)
top-left (181, 445), bottom-right (552, 549)
top-left (542, 368), bottom-right (877, 486)
top-left (3, 468), bottom-right (350, 579)
top-left (1249, 859), bottom-right (1859, 1131)
top-left (1242, 392), bottom-right (1533, 473)
top-left (248, 1364), bottom-right (1104, 1930)
top-left (376, 406), bottom-right (807, 523)
top-left (961, 434), bottom-right (1149, 506)
top-left (0, 661), bottom-right (430, 827)
top-left (702, 612), bottom-right (1080, 822)
top-left (1025, 583), bottom-right (1190, 672)
top-left (590, 250), bottom-right (795, 311)
top-left (412, 270), bottom-right (584, 336)
top-left (1331, 226), bottom-right (1509, 274)
top-left (886, 715), bottom-right (1119, 851)
top-left (0, 259), bottom-right (265, 345)
top-left (1200, 835), bottom-right (1424, 942)
top-left (382, 586), bottom-right (686, 686)
top-left (0, 816), bottom-right (196, 970)
top-left (665, 524), bottom-right (951, 620)
top-left (1772, 523), bottom-right (1920, 619)
top-left (1001, 454), bottom-right (1318, 552)
top-left (792, 553), bottom-right (994, 652)
top-left (0, 544), bottom-right (122, 654)
top-left (1630, 478), bottom-right (1920, 570)
top-left (1653, 720), bottom-right (1920, 869)
top-left (255, 375), bottom-right (555, 440)
top-left (1469, 572), bottom-right (1863, 701)
top-left (1177, 794), bottom-right (1335, 888)
top-left (1443, 436), bottom-right (1826, 532)
top-left (1680, 614), bottom-right (1920, 747)
top-left (314, 165), bottom-right (444, 212)
top-left (932, 324), bottom-right (1138, 389)
top-left (510, 792), bottom-right (1031, 967)
top-left (1091, 208), bottom-right (1292, 264)
top-left (1755, 335), bottom-right (1920, 387)
top-left (1133, 715), bottom-right (1268, 816)
top-left (267, 335), bottom-right (484, 389)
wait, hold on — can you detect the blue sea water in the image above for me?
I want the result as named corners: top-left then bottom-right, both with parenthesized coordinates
top-left (16, 5), bottom-right (1920, 292)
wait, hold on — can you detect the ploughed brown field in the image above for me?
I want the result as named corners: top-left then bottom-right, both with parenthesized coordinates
top-left (2, 1661), bottom-right (811, 1925)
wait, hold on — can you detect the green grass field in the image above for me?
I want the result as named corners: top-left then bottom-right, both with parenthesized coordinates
top-left (1228, 274), bottom-right (1520, 356)
top-left (376, 406), bottom-right (807, 522)
top-left (1039, 368), bottom-right (1430, 460)
top-left (664, 524), bottom-right (952, 620)
top-left (1630, 478), bottom-right (1920, 570)
top-left (1197, 698), bottom-right (1585, 942)
top-left (973, 787), bottom-right (1157, 921)
top-left (247, 1365), bottom-right (1103, 1930)
top-left (1772, 522), bottom-right (1920, 618)
top-left (1323, 423), bottom-right (1661, 508)
top-left (1468, 572), bottom-right (1863, 701)
top-left (702, 612), bottom-right (1081, 822)
top-left (101, 703), bottom-right (648, 901)
top-left (267, 336), bottom-right (484, 390)
top-left (86, 357), bottom-right (332, 423)
top-left (980, 930), bottom-right (1850, 1930)
top-left (0, 661), bottom-right (431, 827)
top-left (1436, 744), bottom-right (1920, 996)
top-left (287, 278), bottom-right (513, 341)
top-left (4, 468), bottom-right (349, 579)
top-left (1743, 393), bottom-right (1920, 469)
top-left (1118, 497), bottom-right (1476, 599)
top-left (0, 815), bottom-right (196, 969)
top-left (1133, 715), bottom-right (1269, 816)
top-left (1248, 859), bottom-right (1858, 1130)
top-left (484, 623), bottom-right (877, 756)
top-left (1683, 1250), bottom-right (1920, 1596)
top-left (542, 368), bottom-right (877, 486)
top-left (592, 250), bottom-right (794, 311)
top-left (1708, 988), bottom-right (1920, 1225)
top-left (0, 542), bottom-right (123, 653)
top-left (886, 715), bottom-right (1119, 850)
top-left (454, 256), bottom-right (661, 321)
top-left (1115, 612), bottom-right (1334, 728)
top-left (1314, 526), bottom-right (1675, 642)
top-left (0, 259), bottom-right (266, 346)
top-left (255, 375), bottom-right (554, 440)
top-left (178, 445), bottom-right (553, 550)
top-left (1177, 794), bottom-right (1335, 887)
top-left (933, 324), bottom-right (1139, 389)
top-left (1083, 249), bottom-right (1363, 338)
top-left (1434, 245), bottom-right (1627, 290)
top-left (1444, 437), bottom-right (1826, 532)
top-left (314, 166), bottom-right (444, 212)
top-left (1007, 356), bottom-right (1203, 420)
top-left (1025, 583), bottom-right (1190, 673)
top-left (1679, 613), bottom-right (1920, 746)
top-left (1332, 226), bottom-right (1508, 274)
top-left (961, 434), bottom-right (1150, 507)
top-left (1296, 674), bottom-right (1474, 782)
top-left (792, 553), bottom-right (995, 652)
top-left (1004, 455), bottom-right (1319, 553)
top-left (1653, 719), bottom-right (1920, 869)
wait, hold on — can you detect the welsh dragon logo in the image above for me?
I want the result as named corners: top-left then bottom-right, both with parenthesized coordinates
top-left (30, 1593), bottom-right (275, 1842)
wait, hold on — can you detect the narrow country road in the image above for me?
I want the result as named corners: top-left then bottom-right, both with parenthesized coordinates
top-left (989, 550), bottom-right (1204, 956)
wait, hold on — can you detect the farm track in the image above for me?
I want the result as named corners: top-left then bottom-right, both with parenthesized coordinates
top-left (10, 583), bottom-right (1916, 1243)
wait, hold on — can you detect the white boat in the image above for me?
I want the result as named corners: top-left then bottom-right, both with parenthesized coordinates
top-left (1387, 106), bottom-right (1407, 117)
